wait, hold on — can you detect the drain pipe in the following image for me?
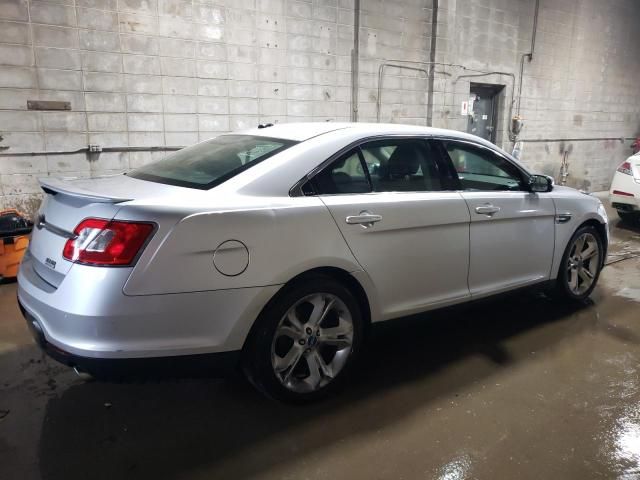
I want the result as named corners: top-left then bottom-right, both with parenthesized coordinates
top-left (516, 0), bottom-right (540, 115)
top-left (351, 0), bottom-right (361, 122)
top-left (426, 0), bottom-right (439, 127)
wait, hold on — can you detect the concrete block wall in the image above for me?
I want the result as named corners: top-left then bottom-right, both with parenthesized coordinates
top-left (1, 0), bottom-right (640, 216)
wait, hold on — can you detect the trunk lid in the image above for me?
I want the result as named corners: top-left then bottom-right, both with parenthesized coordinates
top-left (30, 176), bottom-right (135, 283)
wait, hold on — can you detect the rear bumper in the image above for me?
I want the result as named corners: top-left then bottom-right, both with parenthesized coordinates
top-left (17, 252), bottom-right (281, 360)
top-left (19, 298), bottom-right (240, 376)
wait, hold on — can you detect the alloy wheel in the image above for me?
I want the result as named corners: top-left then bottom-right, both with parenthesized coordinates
top-left (566, 232), bottom-right (600, 296)
top-left (270, 293), bottom-right (354, 393)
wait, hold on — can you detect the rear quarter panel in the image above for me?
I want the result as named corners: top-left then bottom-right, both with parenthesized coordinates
top-left (120, 195), bottom-right (364, 297)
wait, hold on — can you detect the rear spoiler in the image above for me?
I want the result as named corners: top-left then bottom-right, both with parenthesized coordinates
top-left (39, 177), bottom-right (133, 204)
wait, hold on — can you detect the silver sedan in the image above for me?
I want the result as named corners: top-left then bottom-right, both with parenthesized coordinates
top-left (18, 123), bottom-right (609, 402)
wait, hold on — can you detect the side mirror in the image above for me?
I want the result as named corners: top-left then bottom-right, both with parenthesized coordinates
top-left (528, 174), bottom-right (553, 193)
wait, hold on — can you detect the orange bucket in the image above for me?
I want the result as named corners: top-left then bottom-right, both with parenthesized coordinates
top-left (0, 209), bottom-right (33, 280)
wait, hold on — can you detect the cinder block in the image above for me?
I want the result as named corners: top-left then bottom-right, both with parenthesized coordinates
top-left (258, 82), bottom-right (285, 98)
top-left (125, 75), bottom-right (162, 94)
top-left (0, 0), bottom-right (28, 21)
top-left (41, 112), bottom-right (86, 131)
top-left (119, 0), bottom-right (157, 15)
top-left (228, 63), bottom-right (256, 81)
top-left (0, 152), bottom-right (47, 172)
top-left (127, 113), bottom-right (163, 131)
top-left (287, 100), bottom-right (313, 116)
top-left (46, 152), bottom-right (89, 172)
top-left (29, 2), bottom-right (76, 27)
top-left (197, 42), bottom-right (226, 61)
top-left (160, 58), bottom-right (196, 77)
top-left (87, 113), bottom-right (126, 131)
top-left (193, 4), bottom-right (224, 24)
top-left (0, 66), bottom-right (35, 89)
top-left (197, 96), bottom-right (229, 114)
top-left (0, 88), bottom-right (34, 109)
top-left (90, 151), bottom-right (128, 171)
top-left (197, 78), bottom-right (228, 97)
top-left (129, 131), bottom-right (164, 146)
top-left (33, 25), bottom-right (78, 48)
top-left (197, 60), bottom-right (229, 79)
top-left (39, 90), bottom-right (86, 111)
top-left (85, 92), bottom-right (125, 112)
top-left (79, 30), bottom-right (120, 52)
top-left (123, 55), bottom-right (161, 75)
top-left (229, 98), bottom-right (258, 115)
top-left (159, 37), bottom-right (195, 58)
top-left (229, 115), bottom-right (258, 130)
top-left (0, 174), bottom-right (41, 195)
top-left (37, 69), bottom-right (82, 91)
top-left (76, 8), bottom-right (118, 31)
top-left (259, 98), bottom-right (286, 116)
top-left (126, 93), bottom-right (163, 112)
top-left (83, 72), bottom-right (124, 92)
top-left (76, 0), bottom-right (117, 10)
top-left (0, 44), bottom-right (33, 66)
top-left (229, 81), bottom-right (258, 98)
top-left (121, 34), bottom-right (159, 55)
top-left (35, 47), bottom-right (80, 70)
top-left (226, 45), bottom-right (257, 64)
top-left (81, 51), bottom-right (122, 72)
top-left (198, 114), bottom-right (229, 132)
top-left (44, 132), bottom-right (87, 150)
top-left (162, 75), bottom-right (197, 95)
top-left (0, 111), bottom-right (38, 131)
top-left (0, 20), bottom-right (30, 44)
top-left (163, 94), bottom-right (197, 113)
top-left (118, 12), bottom-right (158, 35)
top-left (159, 16), bottom-right (193, 38)
top-left (225, 8), bottom-right (255, 29)
top-left (164, 114), bottom-right (197, 131)
top-left (165, 132), bottom-right (197, 146)
top-left (158, 0), bottom-right (193, 18)
top-left (194, 23), bottom-right (225, 42)
top-left (88, 132), bottom-right (127, 146)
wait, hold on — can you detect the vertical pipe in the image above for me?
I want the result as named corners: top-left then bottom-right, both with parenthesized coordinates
top-left (351, 0), bottom-right (361, 122)
top-left (426, 0), bottom-right (439, 127)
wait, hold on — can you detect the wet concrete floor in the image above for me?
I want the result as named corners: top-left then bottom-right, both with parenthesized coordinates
top-left (1, 202), bottom-right (640, 480)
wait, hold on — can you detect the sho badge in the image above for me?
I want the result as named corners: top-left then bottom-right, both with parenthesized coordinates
top-left (45, 257), bottom-right (56, 269)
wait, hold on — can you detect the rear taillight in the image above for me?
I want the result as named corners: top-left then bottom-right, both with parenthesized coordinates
top-left (617, 161), bottom-right (633, 176)
top-left (63, 218), bottom-right (155, 266)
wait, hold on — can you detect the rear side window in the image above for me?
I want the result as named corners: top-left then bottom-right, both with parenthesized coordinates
top-left (310, 139), bottom-right (444, 195)
top-left (127, 135), bottom-right (296, 189)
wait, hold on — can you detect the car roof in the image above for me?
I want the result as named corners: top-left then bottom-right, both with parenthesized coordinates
top-left (237, 122), bottom-right (499, 149)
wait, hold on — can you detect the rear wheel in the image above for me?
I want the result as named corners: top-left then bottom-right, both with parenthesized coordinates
top-left (243, 275), bottom-right (364, 403)
top-left (617, 210), bottom-right (639, 224)
top-left (554, 225), bottom-right (604, 301)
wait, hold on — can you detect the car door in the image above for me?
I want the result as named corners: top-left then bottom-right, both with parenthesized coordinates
top-left (307, 138), bottom-right (471, 320)
top-left (436, 138), bottom-right (555, 298)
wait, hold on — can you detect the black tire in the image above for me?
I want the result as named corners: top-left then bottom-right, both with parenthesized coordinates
top-left (553, 225), bottom-right (604, 301)
top-left (242, 275), bottom-right (364, 403)
top-left (617, 210), bottom-right (639, 224)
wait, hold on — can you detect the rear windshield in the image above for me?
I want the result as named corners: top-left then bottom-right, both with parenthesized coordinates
top-left (127, 135), bottom-right (296, 189)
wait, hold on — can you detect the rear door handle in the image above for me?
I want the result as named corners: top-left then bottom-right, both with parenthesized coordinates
top-left (346, 212), bottom-right (382, 228)
top-left (474, 204), bottom-right (501, 216)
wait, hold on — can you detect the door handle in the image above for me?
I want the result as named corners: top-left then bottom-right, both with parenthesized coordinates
top-left (474, 204), bottom-right (501, 216)
top-left (346, 212), bottom-right (382, 228)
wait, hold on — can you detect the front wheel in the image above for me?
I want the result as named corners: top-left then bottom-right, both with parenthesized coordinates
top-left (554, 225), bottom-right (604, 301)
top-left (243, 276), bottom-right (364, 403)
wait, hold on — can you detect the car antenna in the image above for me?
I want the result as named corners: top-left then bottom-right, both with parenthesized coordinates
top-left (258, 123), bottom-right (273, 129)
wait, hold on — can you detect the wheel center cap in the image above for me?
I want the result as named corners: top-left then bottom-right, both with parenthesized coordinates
top-left (307, 335), bottom-right (318, 347)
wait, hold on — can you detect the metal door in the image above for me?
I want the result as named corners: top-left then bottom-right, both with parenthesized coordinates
top-left (467, 85), bottom-right (500, 142)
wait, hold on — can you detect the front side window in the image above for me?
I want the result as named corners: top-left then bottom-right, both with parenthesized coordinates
top-left (127, 135), bottom-right (295, 189)
top-left (443, 142), bottom-right (524, 191)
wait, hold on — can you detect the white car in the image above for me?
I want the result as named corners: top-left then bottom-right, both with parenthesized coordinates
top-left (17, 123), bottom-right (608, 402)
top-left (610, 153), bottom-right (640, 223)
